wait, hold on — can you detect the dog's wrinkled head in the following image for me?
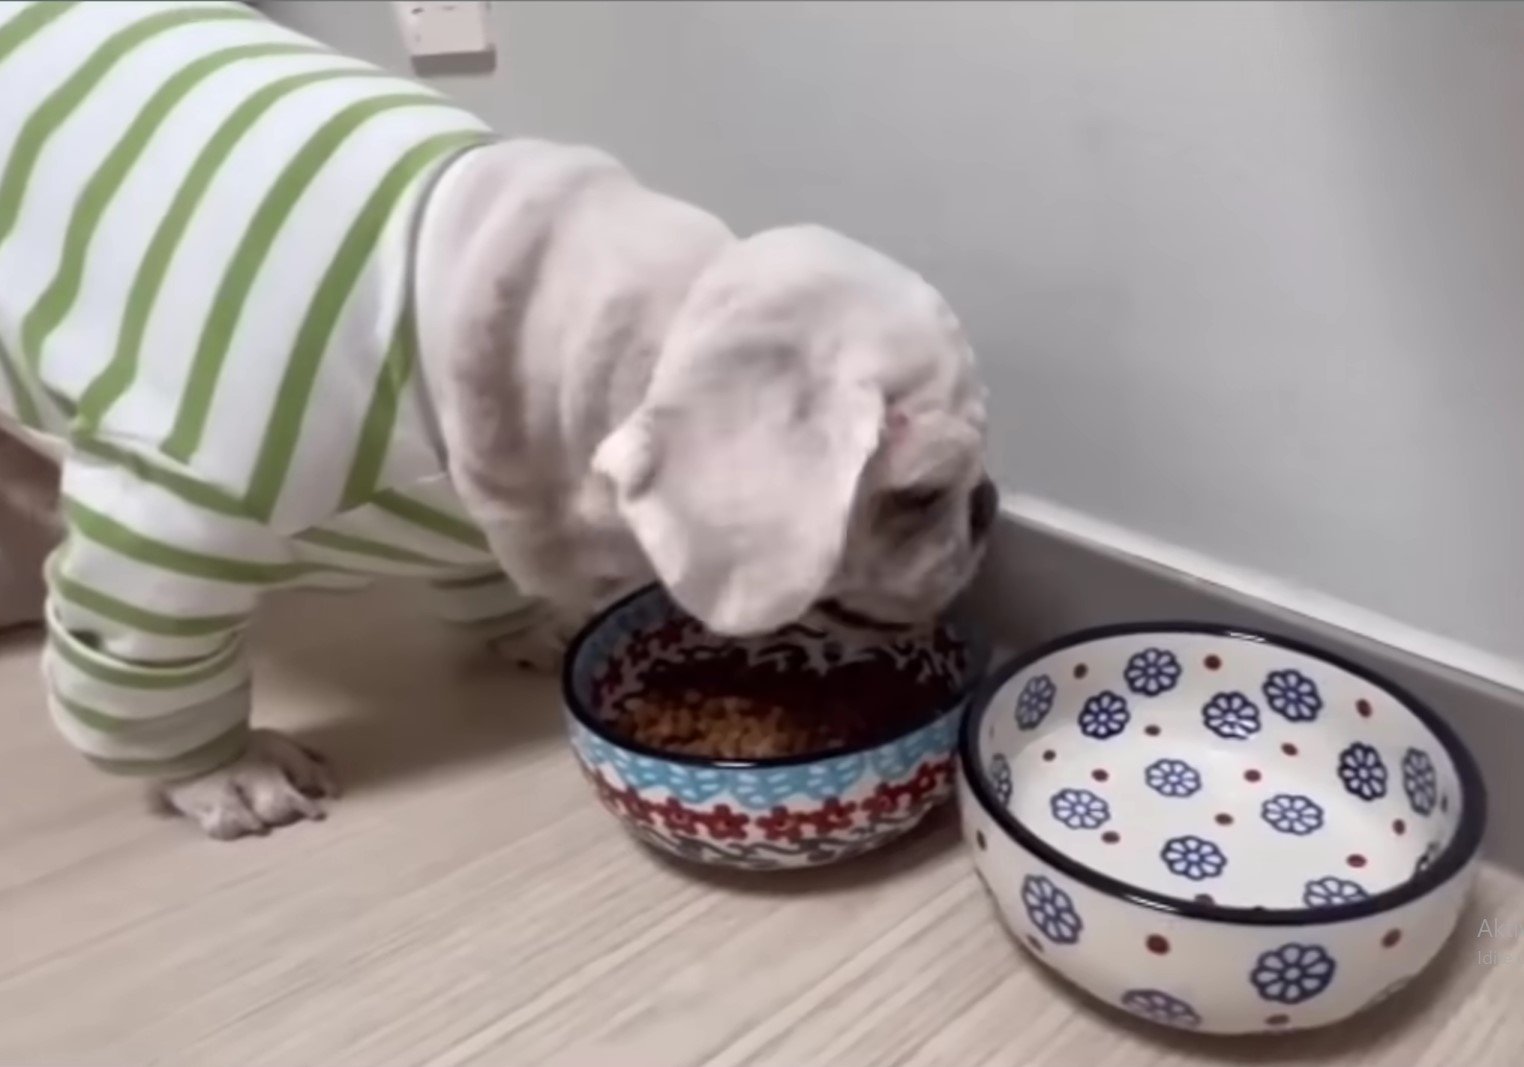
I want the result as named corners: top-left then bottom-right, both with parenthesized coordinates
top-left (594, 225), bottom-right (990, 636)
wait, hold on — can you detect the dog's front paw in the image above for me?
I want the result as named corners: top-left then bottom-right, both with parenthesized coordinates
top-left (152, 729), bottom-right (340, 840)
top-left (489, 607), bottom-right (586, 673)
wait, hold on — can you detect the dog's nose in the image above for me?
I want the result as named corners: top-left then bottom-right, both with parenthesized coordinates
top-left (969, 478), bottom-right (998, 540)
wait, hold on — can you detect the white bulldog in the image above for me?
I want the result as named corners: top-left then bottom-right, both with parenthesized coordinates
top-left (0, 3), bottom-right (991, 839)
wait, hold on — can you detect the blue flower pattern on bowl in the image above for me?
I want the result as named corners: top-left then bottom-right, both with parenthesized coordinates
top-left (1202, 691), bottom-right (1261, 740)
top-left (1021, 874), bottom-right (1083, 944)
top-left (990, 753), bottom-right (1013, 806)
top-left (1261, 793), bottom-right (1325, 836)
top-left (573, 714), bottom-right (960, 807)
top-left (731, 756), bottom-right (869, 810)
top-left (1016, 674), bottom-right (1056, 730)
top-left (1338, 742), bottom-right (1388, 801)
top-left (1078, 691), bottom-right (1130, 739)
top-left (1124, 647), bottom-right (1182, 697)
top-left (1050, 788), bottom-right (1110, 830)
top-left (573, 729), bottom-right (731, 804)
top-left (1302, 876), bottom-right (1368, 908)
top-left (1251, 943), bottom-right (1337, 1004)
top-left (1262, 668), bottom-right (1323, 722)
top-left (1120, 989), bottom-right (1201, 1029)
top-left (1144, 757), bottom-right (1202, 798)
top-left (1161, 835), bottom-right (1227, 881)
top-left (965, 630), bottom-right (1482, 1036)
top-left (866, 714), bottom-right (961, 780)
top-left (1403, 747), bottom-right (1438, 816)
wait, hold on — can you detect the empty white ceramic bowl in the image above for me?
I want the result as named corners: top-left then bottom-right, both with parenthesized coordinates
top-left (959, 623), bottom-right (1486, 1035)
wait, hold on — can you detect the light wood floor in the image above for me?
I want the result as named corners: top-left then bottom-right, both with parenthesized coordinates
top-left (2, 587), bottom-right (1521, 1066)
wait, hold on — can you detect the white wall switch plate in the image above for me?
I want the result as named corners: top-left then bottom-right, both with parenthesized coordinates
top-left (392, 1), bottom-right (493, 59)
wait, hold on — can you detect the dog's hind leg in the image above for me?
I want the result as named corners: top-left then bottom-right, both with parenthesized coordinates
top-left (418, 569), bottom-right (574, 672)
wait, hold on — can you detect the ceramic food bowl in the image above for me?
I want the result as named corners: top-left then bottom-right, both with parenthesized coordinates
top-left (960, 623), bottom-right (1486, 1035)
top-left (564, 585), bottom-right (988, 870)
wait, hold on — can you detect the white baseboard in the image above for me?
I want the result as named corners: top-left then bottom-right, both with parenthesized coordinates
top-left (964, 494), bottom-right (1524, 872)
top-left (1002, 493), bottom-right (1524, 697)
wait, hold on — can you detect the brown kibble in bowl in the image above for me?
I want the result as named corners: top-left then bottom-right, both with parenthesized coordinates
top-left (605, 657), bottom-right (953, 760)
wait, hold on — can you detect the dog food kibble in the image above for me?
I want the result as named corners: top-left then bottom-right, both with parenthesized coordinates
top-left (606, 656), bottom-right (954, 760)
top-left (619, 691), bottom-right (864, 758)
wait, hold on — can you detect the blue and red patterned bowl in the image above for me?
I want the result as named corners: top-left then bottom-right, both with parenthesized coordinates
top-left (960, 623), bottom-right (1487, 1034)
top-left (563, 585), bottom-right (989, 870)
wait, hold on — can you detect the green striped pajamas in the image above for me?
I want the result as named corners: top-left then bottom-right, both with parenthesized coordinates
top-left (0, 2), bottom-right (530, 778)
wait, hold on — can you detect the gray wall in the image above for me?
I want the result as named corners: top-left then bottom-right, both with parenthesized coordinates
top-left (266, 1), bottom-right (1524, 668)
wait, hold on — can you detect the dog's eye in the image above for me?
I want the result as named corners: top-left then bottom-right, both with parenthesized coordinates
top-left (883, 486), bottom-right (946, 515)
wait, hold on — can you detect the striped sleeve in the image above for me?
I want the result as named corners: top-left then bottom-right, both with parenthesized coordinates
top-left (42, 449), bottom-right (294, 779)
top-left (44, 565), bottom-right (254, 779)
top-left (44, 603), bottom-right (253, 779)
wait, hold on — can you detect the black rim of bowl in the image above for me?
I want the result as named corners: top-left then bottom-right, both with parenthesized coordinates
top-left (959, 621), bottom-right (1489, 927)
top-left (563, 583), bottom-right (990, 770)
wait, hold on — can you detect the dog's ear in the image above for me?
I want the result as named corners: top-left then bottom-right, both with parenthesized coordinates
top-left (594, 321), bottom-right (883, 636)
